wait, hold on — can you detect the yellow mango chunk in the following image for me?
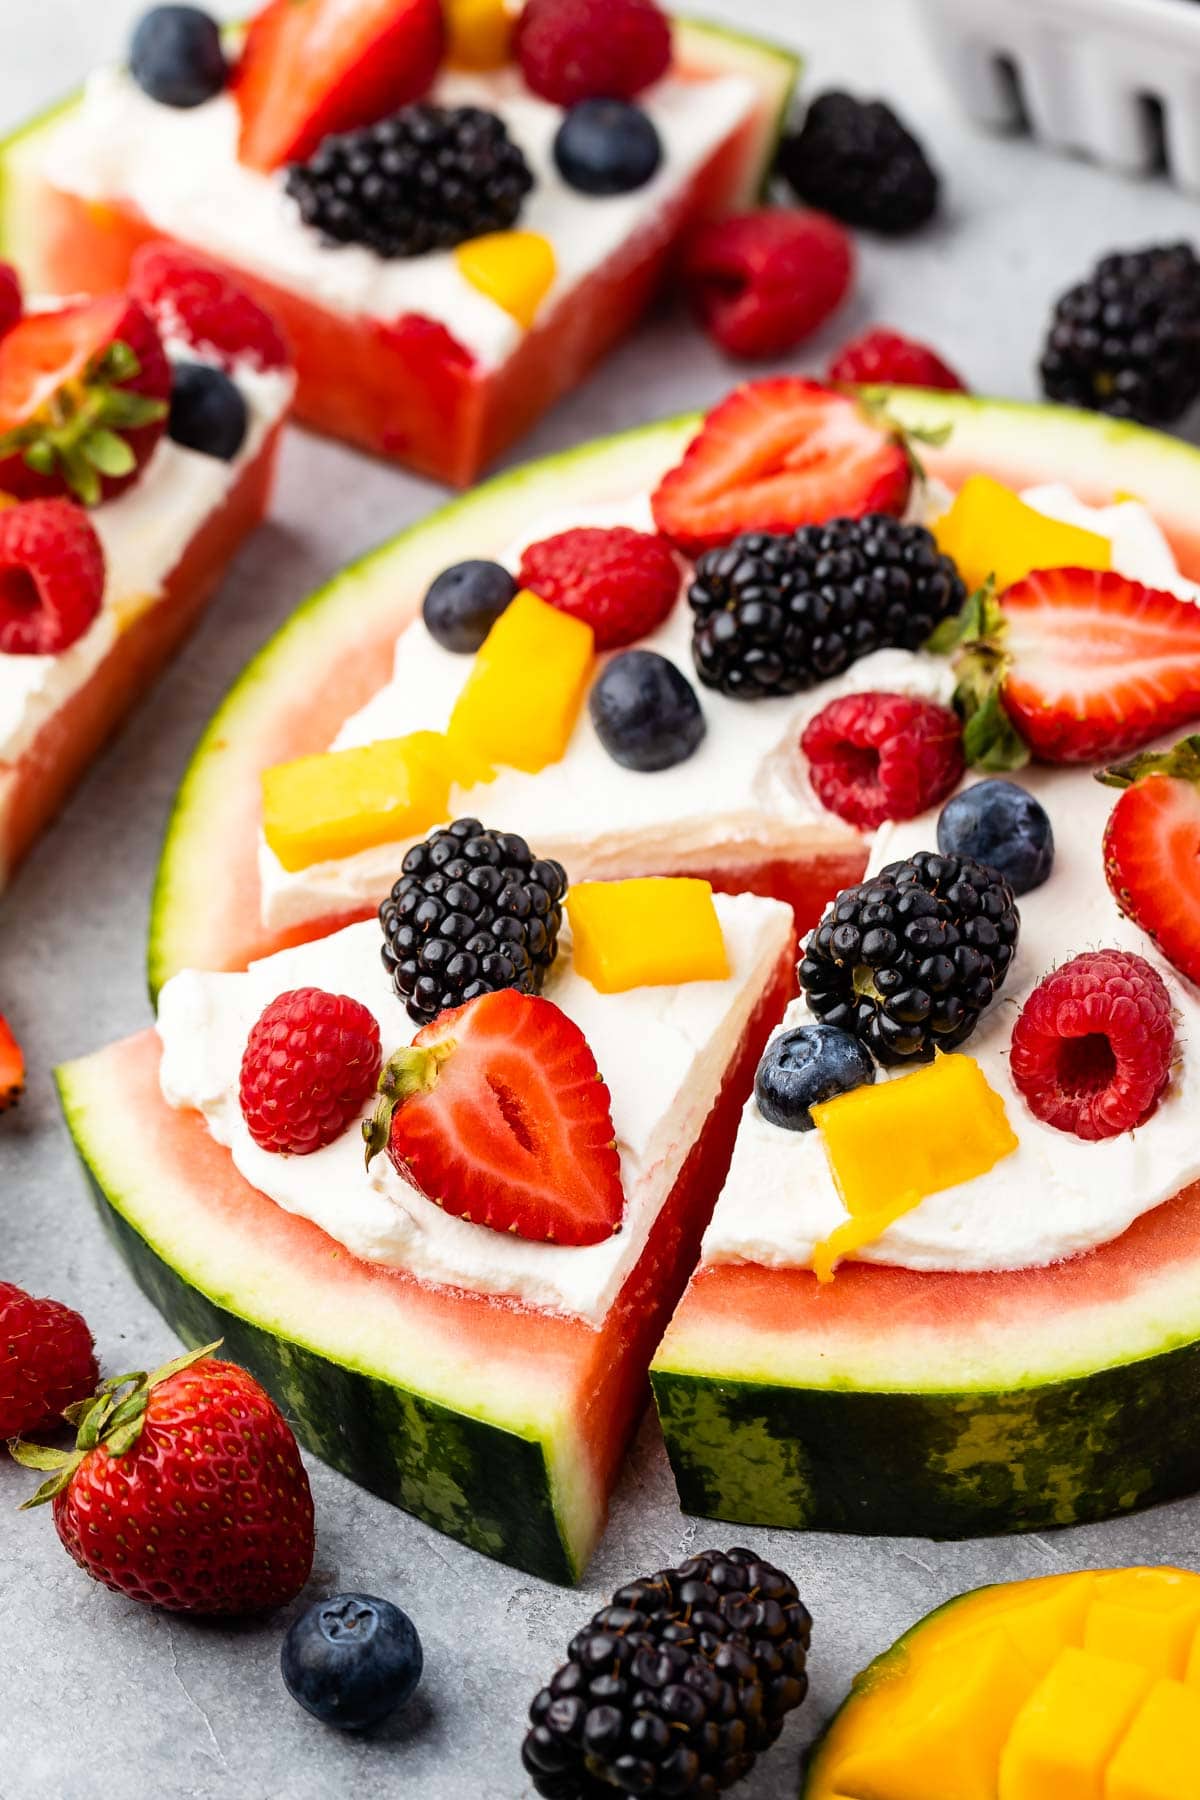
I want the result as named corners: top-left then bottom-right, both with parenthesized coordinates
top-left (448, 588), bottom-right (593, 775)
top-left (445, 0), bottom-right (514, 67)
top-left (1105, 1679), bottom-right (1200, 1799)
top-left (455, 231), bottom-right (557, 328)
top-left (998, 1648), bottom-right (1153, 1800)
top-left (262, 731), bottom-right (454, 873)
top-left (833, 1631), bottom-right (1039, 1800)
top-left (810, 1055), bottom-right (1018, 1281)
top-left (932, 473), bottom-right (1113, 594)
top-left (1085, 1570), bottom-right (1200, 1680)
top-left (568, 879), bottom-right (730, 993)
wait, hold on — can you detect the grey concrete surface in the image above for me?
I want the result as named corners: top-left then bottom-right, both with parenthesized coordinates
top-left (4, 2), bottom-right (1200, 1795)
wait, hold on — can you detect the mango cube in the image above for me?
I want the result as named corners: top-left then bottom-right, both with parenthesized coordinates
top-left (809, 1054), bottom-right (1017, 1280)
top-left (568, 879), bottom-right (730, 993)
top-left (1105, 1679), bottom-right (1200, 1800)
top-left (445, 0), bottom-right (514, 67)
top-left (998, 1649), bottom-right (1153, 1800)
top-left (455, 232), bottom-right (557, 328)
top-left (1085, 1571), bottom-right (1200, 1680)
top-left (262, 731), bottom-right (452, 873)
top-left (933, 473), bottom-right (1112, 594)
top-left (448, 588), bottom-right (593, 774)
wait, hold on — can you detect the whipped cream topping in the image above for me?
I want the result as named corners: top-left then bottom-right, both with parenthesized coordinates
top-left (42, 65), bottom-right (758, 371)
top-left (0, 352), bottom-right (293, 765)
top-left (703, 752), bottom-right (1200, 1275)
top-left (157, 892), bottom-right (793, 1324)
top-left (258, 482), bottom-right (1188, 936)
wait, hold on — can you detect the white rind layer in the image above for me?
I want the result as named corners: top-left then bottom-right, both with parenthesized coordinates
top-left (0, 351), bottom-right (294, 763)
top-left (42, 66), bottom-right (758, 373)
top-left (157, 891), bottom-right (793, 1324)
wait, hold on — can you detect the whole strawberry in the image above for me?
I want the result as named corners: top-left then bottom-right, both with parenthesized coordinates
top-left (12, 1344), bottom-right (314, 1616)
top-left (0, 1282), bottom-right (97, 1437)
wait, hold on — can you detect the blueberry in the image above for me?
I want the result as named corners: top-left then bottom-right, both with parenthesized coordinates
top-left (423, 560), bottom-right (516, 653)
top-left (590, 649), bottom-right (706, 772)
top-left (936, 778), bottom-right (1054, 897)
top-left (554, 100), bottom-right (664, 197)
top-left (168, 361), bottom-right (248, 460)
top-left (281, 1593), bottom-right (423, 1732)
top-left (755, 1024), bottom-right (875, 1131)
top-left (130, 6), bottom-right (228, 108)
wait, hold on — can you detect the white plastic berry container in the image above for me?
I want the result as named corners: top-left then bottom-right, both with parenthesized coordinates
top-left (914, 0), bottom-right (1200, 193)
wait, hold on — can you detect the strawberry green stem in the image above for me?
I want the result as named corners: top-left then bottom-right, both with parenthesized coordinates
top-left (363, 1039), bottom-right (456, 1169)
top-left (1098, 734), bottom-right (1200, 790)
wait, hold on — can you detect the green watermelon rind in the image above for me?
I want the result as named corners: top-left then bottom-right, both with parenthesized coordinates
top-left (0, 18), bottom-right (801, 272)
top-left (56, 1056), bottom-right (582, 1584)
top-left (650, 1336), bottom-right (1200, 1539)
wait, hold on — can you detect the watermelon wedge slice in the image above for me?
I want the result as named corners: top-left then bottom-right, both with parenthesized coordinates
top-left (0, 21), bottom-right (799, 486)
top-left (58, 919), bottom-right (794, 1584)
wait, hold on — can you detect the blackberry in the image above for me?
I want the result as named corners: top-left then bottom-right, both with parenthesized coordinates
top-left (285, 105), bottom-right (535, 259)
top-left (1039, 243), bottom-right (1200, 426)
top-left (521, 1547), bottom-right (811, 1799)
top-left (799, 851), bottom-right (1020, 1066)
top-left (380, 819), bottom-right (567, 1025)
top-left (689, 515), bottom-right (965, 700)
top-left (777, 91), bottom-right (939, 235)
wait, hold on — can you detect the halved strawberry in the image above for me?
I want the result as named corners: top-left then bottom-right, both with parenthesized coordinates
top-left (650, 378), bottom-right (912, 558)
top-left (1100, 736), bottom-right (1200, 987)
top-left (0, 1013), bottom-right (25, 1112)
top-left (942, 567), bottom-right (1200, 767)
top-left (234, 0), bottom-right (446, 173)
top-left (364, 989), bottom-right (624, 1246)
top-left (0, 296), bottom-right (170, 508)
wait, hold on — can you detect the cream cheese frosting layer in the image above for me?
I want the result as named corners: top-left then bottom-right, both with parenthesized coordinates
top-left (157, 891), bottom-right (793, 1324)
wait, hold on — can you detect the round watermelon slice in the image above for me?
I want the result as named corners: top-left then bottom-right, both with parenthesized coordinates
top-left (60, 388), bottom-right (1200, 1568)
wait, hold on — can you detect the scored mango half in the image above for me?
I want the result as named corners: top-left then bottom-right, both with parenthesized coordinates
top-left (809, 1053), bottom-right (1018, 1282)
top-left (932, 473), bottom-right (1113, 595)
top-left (805, 1567), bottom-right (1200, 1800)
top-left (568, 878), bottom-right (730, 993)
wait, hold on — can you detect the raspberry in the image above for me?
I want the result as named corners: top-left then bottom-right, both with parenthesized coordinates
top-left (683, 209), bottom-right (854, 362)
top-left (519, 525), bottom-right (679, 649)
top-left (0, 1282), bottom-right (98, 1437)
top-left (0, 500), bottom-right (106, 655)
top-left (239, 988), bottom-right (382, 1155)
top-left (129, 241), bottom-right (289, 373)
top-left (0, 262), bottom-right (22, 341)
top-left (516, 0), bottom-right (672, 105)
top-left (828, 327), bottom-right (966, 393)
top-left (1010, 950), bottom-right (1175, 1141)
top-left (801, 692), bottom-right (964, 830)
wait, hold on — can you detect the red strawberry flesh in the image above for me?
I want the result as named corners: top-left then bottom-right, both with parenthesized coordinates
top-left (0, 1012), bottom-right (23, 1111)
top-left (372, 989), bottom-right (624, 1247)
top-left (235, 0), bottom-right (446, 172)
top-left (1103, 740), bottom-right (1200, 987)
top-left (651, 378), bottom-right (911, 558)
top-left (1000, 568), bottom-right (1200, 763)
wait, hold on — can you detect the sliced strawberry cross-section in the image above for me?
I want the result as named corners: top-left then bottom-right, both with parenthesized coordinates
top-left (651, 378), bottom-right (912, 558)
top-left (365, 988), bottom-right (625, 1246)
top-left (0, 296), bottom-right (170, 508)
top-left (1101, 735), bottom-right (1200, 988)
top-left (234, 0), bottom-right (446, 172)
top-left (946, 567), bottom-right (1200, 768)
